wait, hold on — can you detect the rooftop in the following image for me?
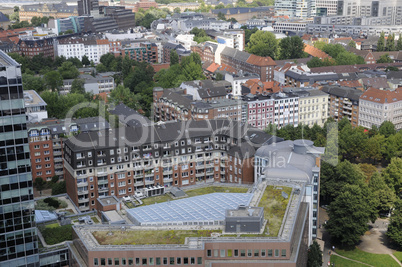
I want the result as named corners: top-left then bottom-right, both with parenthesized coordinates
top-left (24, 90), bottom-right (47, 107)
top-left (0, 49), bottom-right (19, 67)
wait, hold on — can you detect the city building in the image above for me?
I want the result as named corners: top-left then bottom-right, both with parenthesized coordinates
top-left (274, 0), bottom-right (316, 18)
top-left (78, 0), bottom-right (100, 16)
top-left (272, 21), bottom-right (309, 33)
top-left (321, 85), bottom-right (363, 127)
top-left (63, 119), bottom-right (275, 212)
top-left (225, 73), bottom-right (260, 97)
top-left (162, 42), bottom-right (190, 64)
top-left (284, 66), bottom-right (339, 87)
top-left (61, 73), bottom-right (115, 95)
top-left (0, 12), bottom-right (11, 30)
top-left (283, 87), bottom-right (329, 127)
top-left (27, 117), bottom-right (110, 183)
top-left (19, 3), bottom-right (78, 22)
top-left (359, 87), bottom-right (402, 130)
top-left (16, 36), bottom-right (55, 59)
top-left (56, 36), bottom-right (110, 64)
top-left (211, 7), bottom-right (273, 23)
top-left (23, 90), bottom-right (48, 123)
top-left (132, 0), bottom-right (158, 12)
top-left (306, 22), bottom-right (402, 36)
top-left (315, 0), bottom-right (339, 16)
top-left (120, 41), bottom-right (158, 64)
top-left (254, 139), bottom-right (324, 239)
top-left (220, 47), bottom-right (277, 82)
top-left (0, 49), bottom-right (39, 267)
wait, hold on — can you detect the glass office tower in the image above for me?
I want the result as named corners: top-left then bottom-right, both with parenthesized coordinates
top-left (0, 50), bottom-right (39, 266)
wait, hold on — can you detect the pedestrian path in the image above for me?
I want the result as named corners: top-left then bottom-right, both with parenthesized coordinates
top-left (330, 252), bottom-right (374, 267)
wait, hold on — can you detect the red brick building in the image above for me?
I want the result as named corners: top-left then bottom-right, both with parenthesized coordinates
top-left (17, 36), bottom-right (55, 59)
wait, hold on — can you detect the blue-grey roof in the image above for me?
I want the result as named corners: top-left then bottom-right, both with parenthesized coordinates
top-left (0, 12), bottom-right (9, 23)
top-left (35, 210), bottom-right (58, 223)
top-left (127, 193), bottom-right (253, 225)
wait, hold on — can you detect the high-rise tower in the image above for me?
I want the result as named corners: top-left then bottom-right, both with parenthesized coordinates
top-left (0, 50), bottom-right (39, 267)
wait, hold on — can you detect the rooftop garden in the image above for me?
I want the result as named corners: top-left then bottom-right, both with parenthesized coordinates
top-left (93, 230), bottom-right (221, 245)
top-left (141, 186), bottom-right (249, 206)
top-left (39, 223), bottom-right (73, 245)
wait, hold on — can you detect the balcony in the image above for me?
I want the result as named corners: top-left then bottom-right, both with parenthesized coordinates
top-left (98, 179), bottom-right (108, 185)
top-left (163, 178), bottom-right (173, 183)
top-left (134, 181), bottom-right (143, 186)
top-left (78, 198), bottom-right (89, 203)
top-left (53, 151), bottom-right (62, 156)
top-left (78, 206), bottom-right (89, 212)
top-left (134, 174), bottom-right (143, 178)
top-left (145, 180), bottom-right (154, 185)
top-left (196, 164), bottom-right (205, 169)
top-left (98, 187), bottom-right (108, 192)
top-left (55, 170), bottom-right (64, 176)
top-left (196, 173), bottom-right (205, 177)
top-left (53, 143), bottom-right (61, 148)
top-left (54, 157), bottom-right (63, 163)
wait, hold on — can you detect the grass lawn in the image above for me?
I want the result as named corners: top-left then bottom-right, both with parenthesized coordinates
top-left (91, 216), bottom-right (100, 224)
top-left (45, 223), bottom-right (59, 229)
top-left (330, 255), bottom-right (368, 267)
top-left (260, 186), bottom-right (292, 237)
top-left (93, 230), bottom-right (221, 245)
top-left (185, 186), bottom-right (249, 197)
top-left (141, 187), bottom-right (248, 206)
top-left (393, 251), bottom-right (402, 263)
top-left (336, 248), bottom-right (400, 267)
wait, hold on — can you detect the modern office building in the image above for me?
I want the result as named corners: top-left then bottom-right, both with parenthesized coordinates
top-left (0, 50), bottom-right (39, 266)
top-left (275, 0), bottom-right (316, 18)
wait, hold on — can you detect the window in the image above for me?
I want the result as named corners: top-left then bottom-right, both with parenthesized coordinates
top-left (142, 258), bottom-right (147, 265)
top-left (108, 258), bottom-right (113, 265)
top-left (267, 249), bottom-right (273, 257)
top-left (281, 249), bottom-right (286, 257)
top-left (234, 249), bottom-right (239, 257)
top-left (176, 257), bottom-right (181, 264)
top-left (128, 258), bottom-right (133, 265)
top-left (275, 249), bottom-right (279, 257)
top-left (101, 258), bottom-right (106, 266)
top-left (261, 250), bottom-right (266, 257)
top-left (254, 250), bottom-right (259, 257)
top-left (207, 250), bottom-right (212, 257)
top-left (240, 250), bottom-right (246, 257)
top-left (149, 258), bottom-right (154, 265)
top-left (247, 249), bottom-right (252, 257)
top-left (163, 258), bottom-right (168, 265)
top-left (197, 258), bottom-right (202, 264)
top-left (170, 257), bottom-right (175, 265)
top-left (94, 258), bottom-right (99, 265)
top-left (156, 258), bottom-right (161, 265)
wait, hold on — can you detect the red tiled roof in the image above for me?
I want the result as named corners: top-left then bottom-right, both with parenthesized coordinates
top-left (94, 92), bottom-right (109, 103)
top-left (304, 44), bottom-right (331, 59)
top-left (219, 63), bottom-right (237, 74)
top-left (206, 63), bottom-right (220, 73)
top-left (339, 80), bottom-right (363, 88)
top-left (334, 37), bottom-right (352, 41)
top-left (360, 87), bottom-right (402, 104)
top-left (246, 54), bottom-right (276, 67)
top-left (243, 79), bottom-right (281, 94)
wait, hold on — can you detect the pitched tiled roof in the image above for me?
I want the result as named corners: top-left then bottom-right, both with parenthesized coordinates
top-left (304, 44), bottom-right (331, 59)
top-left (206, 63), bottom-right (220, 73)
top-left (339, 80), bottom-right (363, 88)
top-left (246, 54), bottom-right (276, 67)
top-left (360, 87), bottom-right (402, 104)
top-left (310, 63), bottom-right (402, 73)
top-left (360, 77), bottom-right (389, 89)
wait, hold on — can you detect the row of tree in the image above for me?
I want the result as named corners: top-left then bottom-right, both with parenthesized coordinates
top-left (266, 119), bottom-right (402, 247)
top-left (307, 43), bottom-right (365, 68)
top-left (245, 30), bottom-right (307, 60)
top-left (377, 32), bottom-right (402, 52)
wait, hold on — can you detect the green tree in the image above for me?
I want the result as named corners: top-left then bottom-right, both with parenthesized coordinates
top-left (217, 12), bottom-right (226, 20)
top-left (22, 73), bottom-right (45, 92)
top-left (348, 40), bottom-right (356, 48)
top-left (397, 34), bottom-right (402, 51)
top-left (240, 26), bottom-right (258, 46)
top-left (81, 55), bottom-right (90, 66)
top-left (58, 61), bottom-right (79, 79)
top-left (51, 181), bottom-right (66, 195)
top-left (369, 172), bottom-right (396, 214)
top-left (377, 32), bottom-right (385, 51)
top-left (364, 134), bottom-right (385, 163)
top-left (34, 177), bottom-right (46, 194)
top-left (109, 85), bottom-right (143, 110)
top-left (326, 184), bottom-right (376, 246)
top-left (307, 240), bottom-right (323, 267)
top-left (379, 121), bottom-right (396, 137)
top-left (215, 3), bottom-right (225, 9)
top-left (44, 71), bottom-right (63, 92)
top-left (377, 53), bottom-right (393, 63)
top-left (382, 157), bottom-right (402, 195)
top-left (70, 79), bottom-right (85, 94)
top-left (313, 41), bottom-right (326, 50)
top-left (278, 36), bottom-right (305, 60)
top-left (247, 31), bottom-right (278, 59)
top-left (122, 56), bottom-right (133, 78)
top-left (170, 50), bottom-right (179, 66)
top-left (387, 200), bottom-right (402, 248)
top-left (173, 7), bottom-right (181, 13)
top-left (386, 33), bottom-right (395, 51)
top-left (215, 72), bottom-right (224, 81)
top-left (96, 63), bottom-right (108, 73)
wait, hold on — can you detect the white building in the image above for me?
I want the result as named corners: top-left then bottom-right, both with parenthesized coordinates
top-left (24, 90), bottom-right (48, 123)
top-left (225, 73), bottom-right (259, 97)
top-left (275, 0), bottom-right (316, 18)
top-left (175, 34), bottom-right (197, 50)
top-left (56, 37), bottom-right (110, 64)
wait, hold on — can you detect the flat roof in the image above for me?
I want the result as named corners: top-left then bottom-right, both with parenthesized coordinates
top-left (24, 90), bottom-right (47, 107)
top-left (127, 193), bottom-right (253, 226)
top-left (35, 210), bottom-right (57, 223)
top-left (104, 210), bottom-right (125, 222)
top-left (0, 50), bottom-right (19, 67)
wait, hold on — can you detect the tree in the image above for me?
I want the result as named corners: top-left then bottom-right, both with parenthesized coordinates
top-left (81, 55), bottom-right (90, 66)
top-left (377, 53), bottom-right (393, 63)
top-left (173, 7), bottom-right (181, 13)
top-left (382, 157), bottom-right (402, 195)
top-left (307, 240), bottom-right (323, 267)
top-left (44, 71), bottom-right (63, 92)
top-left (228, 17), bottom-right (237, 23)
top-left (278, 36), bottom-right (305, 60)
top-left (387, 200), bottom-right (402, 248)
top-left (215, 72), bottom-right (224, 81)
top-left (122, 56), bottom-right (133, 78)
top-left (58, 61), bottom-right (79, 79)
top-left (34, 177), bottom-right (46, 195)
top-left (51, 181), bottom-right (66, 195)
top-left (109, 85), bottom-right (143, 110)
top-left (247, 31), bottom-right (278, 59)
top-left (386, 33), bottom-right (395, 51)
top-left (215, 3), bottom-right (225, 9)
top-left (397, 34), bottom-right (402, 51)
top-left (326, 184), bottom-right (376, 246)
top-left (313, 41), bottom-right (326, 50)
top-left (377, 32), bottom-right (385, 51)
top-left (22, 73), bottom-right (45, 92)
top-left (70, 79), bottom-right (85, 94)
top-left (170, 50), bottom-right (179, 66)
top-left (241, 26), bottom-right (258, 46)
top-left (369, 172), bottom-right (396, 214)
top-left (96, 63), bottom-right (107, 73)
top-left (379, 121), bottom-right (396, 137)
top-left (348, 40), bottom-right (356, 48)
top-left (51, 175), bottom-right (59, 184)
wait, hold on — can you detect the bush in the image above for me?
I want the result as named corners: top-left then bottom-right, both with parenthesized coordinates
top-left (52, 181), bottom-right (66, 195)
top-left (40, 224), bottom-right (73, 245)
top-left (36, 200), bottom-right (56, 212)
top-left (44, 197), bottom-right (60, 209)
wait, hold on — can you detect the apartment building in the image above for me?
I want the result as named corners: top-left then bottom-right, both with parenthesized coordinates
top-left (220, 47), bottom-right (277, 82)
top-left (285, 88), bottom-right (329, 127)
top-left (321, 85), bottom-right (362, 127)
top-left (16, 36), bottom-right (55, 59)
top-left (63, 120), bottom-right (274, 212)
top-left (242, 94), bottom-right (275, 130)
top-left (359, 88), bottom-right (402, 130)
top-left (284, 67), bottom-right (339, 88)
top-left (120, 42), bottom-right (158, 64)
top-left (275, 0), bottom-right (316, 18)
top-left (19, 2), bottom-right (78, 22)
top-left (0, 50), bottom-right (39, 267)
top-left (56, 36), bottom-right (110, 64)
top-left (61, 73), bottom-right (115, 95)
top-left (27, 117), bottom-right (110, 183)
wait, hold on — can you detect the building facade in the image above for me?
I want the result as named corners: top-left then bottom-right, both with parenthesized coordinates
top-left (359, 87), bottom-right (402, 130)
top-left (121, 42), bottom-right (158, 64)
top-left (17, 37), bottom-right (55, 59)
top-left (321, 85), bottom-right (362, 127)
top-left (63, 120), bottom-right (274, 212)
top-left (19, 3), bottom-right (78, 22)
top-left (0, 50), bottom-right (39, 267)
